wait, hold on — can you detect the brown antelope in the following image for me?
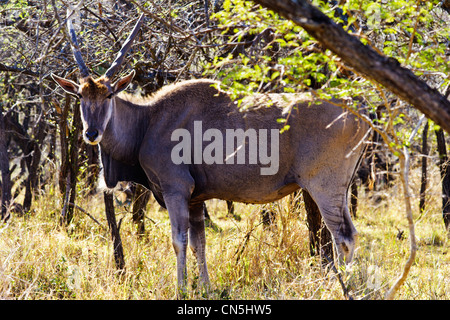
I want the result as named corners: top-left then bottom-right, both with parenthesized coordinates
top-left (52, 13), bottom-right (370, 293)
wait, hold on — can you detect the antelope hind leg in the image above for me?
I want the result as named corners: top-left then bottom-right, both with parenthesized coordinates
top-left (189, 202), bottom-right (211, 291)
top-left (303, 186), bottom-right (357, 265)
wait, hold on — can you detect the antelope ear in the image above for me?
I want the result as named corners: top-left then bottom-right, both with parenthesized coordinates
top-left (51, 73), bottom-right (80, 96)
top-left (112, 70), bottom-right (135, 94)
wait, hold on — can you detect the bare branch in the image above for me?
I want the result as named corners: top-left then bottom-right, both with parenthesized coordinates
top-left (105, 14), bottom-right (144, 79)
top-left (69, 203), bottom-right (106, 230)
top-left (0, 63), bottom-right (38, 77)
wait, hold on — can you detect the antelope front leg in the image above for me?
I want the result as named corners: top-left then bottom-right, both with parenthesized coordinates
top-left (189, 203), bottom-right (210, 291)
top-left (164, 193), bottom-right (190, 295)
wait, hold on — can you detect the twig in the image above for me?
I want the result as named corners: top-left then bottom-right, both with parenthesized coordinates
top-left (323, 253), bottom-right (353, 300)
top-left (175, 46), bottom-right (200, 82)
top-left (130, 0), bottom-right (187, 36)
top-left (82, 5), bottom-right (119, 43)
top-left (0, 63), bottom-right (39, 77)
top-left (234, 221), bottom-right (262, 264)
top-left (118, 216), bottom-right (124, 232)
top-left (405, 0), bottom-right (421, 65)
top-left (68, 202), bottom-right (106, 230)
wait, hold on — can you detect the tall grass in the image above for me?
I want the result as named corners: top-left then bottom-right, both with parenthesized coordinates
top-left (1, 164), bottom-right (449, 299)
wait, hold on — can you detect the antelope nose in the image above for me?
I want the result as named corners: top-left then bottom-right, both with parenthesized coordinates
top-left (85, 129), bottom-right (99, 142)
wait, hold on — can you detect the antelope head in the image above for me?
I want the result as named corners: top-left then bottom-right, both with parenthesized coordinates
top-left (52, 12), bottom-right (144, 145)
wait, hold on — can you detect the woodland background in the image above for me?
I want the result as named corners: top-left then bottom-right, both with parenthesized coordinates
top-left (0, 0), bottom-right (450, 300)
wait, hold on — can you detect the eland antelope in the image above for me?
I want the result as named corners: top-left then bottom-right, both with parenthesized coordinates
top-left (52, 13), bottom-right (370, 293)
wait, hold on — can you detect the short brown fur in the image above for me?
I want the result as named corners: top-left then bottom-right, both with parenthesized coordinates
top-left (80, 76), bottom-right (111, 101)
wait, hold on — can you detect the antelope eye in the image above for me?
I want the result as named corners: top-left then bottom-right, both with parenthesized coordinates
top-left (106, 93), bottom-right (114, 100)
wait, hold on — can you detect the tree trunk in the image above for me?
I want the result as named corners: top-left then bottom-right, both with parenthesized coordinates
top-left (435, 86), bottom-right (450, 231)
top-left (252, 0), bottom-right (450, 134)
top-left (132, 184), bottom-right (150, 236)
top-left (66, 100), bottom-right (82, 223)
top-left (58, 95), bottom-right (70, 194)
top-left (0, 103), bottom-right (11, 221)
top-left (443, 0), bottom-right (450, 13)
top-left (22, 110), bottom-right (46, 214)
top-left (435, 128), bottom-right (450, 231)
top-left (58, 94), bottom-right (82, 224)
top-left (419, 121), bottom-right (429, 212)
top-left (104, 191), bottom-right (125, 270)
top-left (303, 190), bottom-right (333, 260)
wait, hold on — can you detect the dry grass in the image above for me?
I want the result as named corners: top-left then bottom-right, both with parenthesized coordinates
top-left (1, 164), bottom-right (449, 300)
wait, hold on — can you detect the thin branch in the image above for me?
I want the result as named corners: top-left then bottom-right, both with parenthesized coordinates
top-left (384, 116), bottom-right (423, 300)
top-left (130, 0), bottom-right (187, 36)
top-left (82, 5), bottom-right (119, 43)
top-left (323, 253), bottom-right (353, 300)
top-left (0, 63), bottom-right (39, 77)
top-left (69, 202), bottom-right (106, 230)
top-left (384, 154), bottom-right (417, 299)
top-left (405, 0), bottom-right (421, 65)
